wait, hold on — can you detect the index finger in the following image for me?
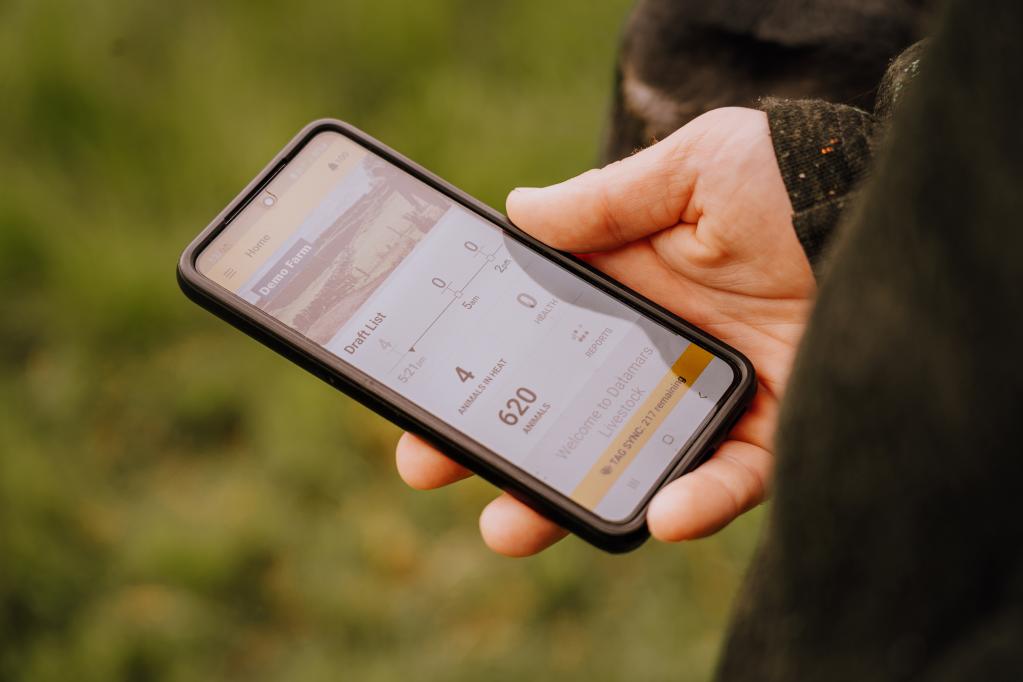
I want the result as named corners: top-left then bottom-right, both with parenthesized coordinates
top-left (395, 432), bottom-right (472, 490)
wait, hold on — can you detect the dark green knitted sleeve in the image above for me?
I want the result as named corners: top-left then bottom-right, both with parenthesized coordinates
top-left (760, 41), bottom-right (927, 276)
top-left (760, 98), bottom-right (876, 275)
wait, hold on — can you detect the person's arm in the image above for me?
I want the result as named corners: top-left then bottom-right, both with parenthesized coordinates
top-left (391, 43), bottom-right (930, 557)
top-left (758, 41), bottom-right (928, 274)
top-left (717, 3), bottom-right (1023, 676)
top-left (604, 0), bottom-right (933, 163)
top-left (759, 99), bottom-right (876, 273)
top-left (391, 44), bottom-right (930, 557)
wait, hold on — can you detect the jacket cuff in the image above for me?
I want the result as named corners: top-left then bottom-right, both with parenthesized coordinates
top-left (760, 98), bottom-right (876, 273)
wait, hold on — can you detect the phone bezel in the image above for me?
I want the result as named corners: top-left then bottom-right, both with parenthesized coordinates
top-left (177, 119), bottom-right (756, 553)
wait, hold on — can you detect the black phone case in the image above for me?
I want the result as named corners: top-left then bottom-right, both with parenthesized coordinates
top-left (177, 119), bottom-right (756, 553)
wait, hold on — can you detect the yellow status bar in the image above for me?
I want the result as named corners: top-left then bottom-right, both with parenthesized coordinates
top-left (570, 343), bottom-right (714, 509)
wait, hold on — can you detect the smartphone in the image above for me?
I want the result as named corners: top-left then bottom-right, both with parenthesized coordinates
top-left (177, 119), bottom-right (755, 552)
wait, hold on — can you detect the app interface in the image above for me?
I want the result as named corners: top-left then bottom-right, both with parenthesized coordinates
top-left (198, 131), bottom-right (736, 521)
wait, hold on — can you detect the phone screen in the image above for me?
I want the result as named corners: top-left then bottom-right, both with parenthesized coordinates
top-left (197, 131), bottom-right (737, 521)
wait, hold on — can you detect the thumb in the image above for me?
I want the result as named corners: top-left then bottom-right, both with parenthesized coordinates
top-left (505, 133), bottom-right (697, 252)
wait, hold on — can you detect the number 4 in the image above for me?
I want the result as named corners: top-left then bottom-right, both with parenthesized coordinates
top-left (456, 366), bottom-right (475, 383)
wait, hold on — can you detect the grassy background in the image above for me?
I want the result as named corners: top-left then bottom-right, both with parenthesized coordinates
top-left (0, 1), bottom-right (763, 680)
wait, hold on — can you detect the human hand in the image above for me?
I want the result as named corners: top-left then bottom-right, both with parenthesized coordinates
top-left (396, 107), bottom-right (815, 555)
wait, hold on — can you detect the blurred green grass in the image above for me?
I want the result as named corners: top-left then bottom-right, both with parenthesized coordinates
top-left (0, 1), bottom-right (763, 680)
